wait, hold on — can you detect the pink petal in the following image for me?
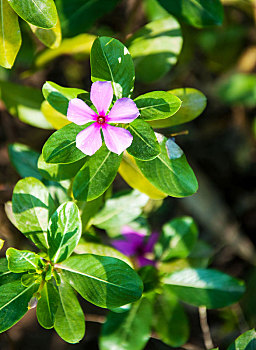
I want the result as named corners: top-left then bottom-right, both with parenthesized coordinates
top-left (90, 81), bottom-right (113, 115)
top-left (143, 232), bottom-right (159, 253)
top-left (112, 240), bottom-right (137, 257)
top-left (137, 256), bottom-right (155, 268)
top-left (102, 124), bottom-right (133, 155)
top-left (108, 98), bottom-right (140, 123)
top-left (67, 98), bottom-right (97, 125)
top-left (76, 123), bottom-right (102, 156)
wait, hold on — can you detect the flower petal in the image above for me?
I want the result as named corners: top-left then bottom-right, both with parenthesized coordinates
top-left (90, 81), bottom-right (113, 115)
top-left (67, 98), bottom-right (97, 125)
top-left (143, 232), bottom-right (159, 253)
top-left (102, 124), bottom-right (133, 155)
top-left (76, 123), bottom-right (102, 156)
top-left (112, 240), bottom-right (137, 257)
top-left (137, 256), bottom-right (155, 268)
top-left (108, 98), bottom-right (140, 123)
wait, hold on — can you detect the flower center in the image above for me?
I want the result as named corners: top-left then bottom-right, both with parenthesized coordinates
top-left (97, 116), bottom-right (105, 124)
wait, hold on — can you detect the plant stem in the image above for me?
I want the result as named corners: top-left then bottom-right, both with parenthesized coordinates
top-left (199, 306), bottom-right (214, 350)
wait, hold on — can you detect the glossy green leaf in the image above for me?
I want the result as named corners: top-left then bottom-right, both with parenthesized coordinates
top-left (0, 0), bottom-right (21, 69)
top-left (38, 154), bottom-right (84, 181)
top-left (75, 241), bottom-right (133, 267)
top-left (45, 180), bottom-right (71, 208)
top-left (136, 135), bottom-right (198, 197)
top-left (150, 88), bottom-right (207, 128)
top-left (29, 17), bottom-right (62, 49)
top-left (8, 143), bottom-right (42, 180)
top-left (118, 153), bottom-right (167, 200)
top-left (0, 81), bottom-right (53, 129)
top-left (35, 33), bottom-right (95, 68)
top-left (73, 145), bottom-right (122, 201)
top-left (0, 279), bottom-right (38, 332)
top-left (8, 0), bottom-right (58, 29)
top-left (91, 37), bottom-right (135, 99)
top-left (127, 16), bottom-right (183, 83)
top-left (12, 177), bottom-right (56, 250)
top-left (36, 280), bottom-right (60, 329)
top-left (42, 81), bottom-right (87, 115)
top-left (216, 73), bottom-right (256, 107)
top-left (92, 190), bottom-right (149, 232)
top-left (158, 0), bottom-right (224, 28)
top-left (227, 329), bottom-right (256, 350)
top-left (41, 101), bottom-right (71, 130)
top-left (42, 123), bottom-right (87, 164)
top-left (6, 248), bottom-right (41, 273)
top-left (144, 0), bottom-right (169, 21)
top-left (154, 287), bottom-right (189, 347)
top-left (127, 119), bottom-right (160, 161)
top-left (163, 268), bottom-right (245, 309)
top-left (0, 258), bottom-right (22, 285)
top-left (159, 216), bottom-right (198, 261)
top-left (78, 195), bottom-right (104, 231)
top-left (54, 280), bottom-right (85, 344)
top-left (47, 202), bottom-right (82, 263)
top-left (56, 0), bottom-right (119, 37)
top-left (134, 91), bottom-right (181, 121)
top-left (59, 254), bottom-right (143, 308)
top-left (100, 297), bottom-right (153, 350)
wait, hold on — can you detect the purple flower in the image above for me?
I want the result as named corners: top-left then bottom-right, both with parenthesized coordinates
top-left (112, 226), bottom-right (159, 268)
top-left (67, 81), bottom-right (140, 156)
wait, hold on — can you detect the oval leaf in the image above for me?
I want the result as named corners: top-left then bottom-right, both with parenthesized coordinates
top-left (163, 268), bottom-right (245, 309)
top-left (47, 202), bottom-right (82, 263)
top-left (91, 37), bottom-right (135, 99)
top-left (8, 0), bottom-right (58, 29)
top-left (29, 17), bottom-right (62, 49)
top-left (59, 254), bottom-right (143, 308)
top-left (6, 248), bottom-right (41, 273)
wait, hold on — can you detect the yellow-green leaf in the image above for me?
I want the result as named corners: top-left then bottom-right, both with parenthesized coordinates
top-left (29, 17), bottom-right (62, 49)
top-left (0, 0), bottom-right (21, 69)
top-left (41, 100), bottom-right (70, 129)
top-left (118, 152), bottom-right (167, 200)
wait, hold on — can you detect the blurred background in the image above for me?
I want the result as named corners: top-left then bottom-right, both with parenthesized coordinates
top-left (0, 0), bottom-right (256, 349)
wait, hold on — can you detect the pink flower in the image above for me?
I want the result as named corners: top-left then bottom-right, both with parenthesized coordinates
top-left (67, 81), bottom-right (140, 156)
top-left (112, 226), bottom-right (159, 268)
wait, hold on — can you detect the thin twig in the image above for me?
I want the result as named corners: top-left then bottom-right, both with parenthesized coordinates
top-left (199, 306), bottom-right (214, 350)
top-left (169, 130), bottom-right (189, 137)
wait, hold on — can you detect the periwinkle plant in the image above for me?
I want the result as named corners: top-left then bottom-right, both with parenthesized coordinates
top-left (0, 35), bottom-right (246, 347)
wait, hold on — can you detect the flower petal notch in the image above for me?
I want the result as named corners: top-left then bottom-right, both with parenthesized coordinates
top-left (67, 81), bottom-right (140, 156)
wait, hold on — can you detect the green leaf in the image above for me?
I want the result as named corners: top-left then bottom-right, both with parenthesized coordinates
top-left (163, 268), bottom-right (245, 309)
top-left (227, 329), bottom-right (256, 350)
top-left (8, 143), bottom-right (42, 180)
top-left (159, 216), bottom-right (198, 261)
top-left (36, 280), bottom-right (60, 329)
top-left (158, 0), bottom-right (224, 28)
top-left (42, 81), bottom-right (87, 115)
top-left (100, 297), bottom-right (153, 350)
top-left (6, 248), bottom-right (41, 273)
top-left (29, 17), bottom-right (62, 49)
top-left (0, 258), bottom-right (22, 285)
top-left (38, 154), bottom-right (84, 181)
top-left (150, 88), bottom-right (207, 128)
top-left (216, 73), bottom-right (256, 107)
top-left (0, 0), bottom-right (21, 69)
top-left (8, 0), bottom-right (58, 29)
top-left (35, 33), bottom-right (96, 68)
top-left (136, 135), bottom-right (198, 197)
top-left (0, 81), bottom-right (53, 129)
top-left (56, 0), bottom-right (119, 37)
top-left (42, 123), bottom-right (87, 164)
top-left (73, 145), bottom-right (122, 201)
top-left (75, 241), bottom-right (133, 267)
top-left (92, 190), bottom-right (149, 232)
top-left (47, 202), bottom-right (82, 263)
top-left (91, 37), bottom-right (135, 99)
top-left (59, 254), bottom-right (143, 308)
top-left (12, 177), bottom-right (56, 250)
top-left (134, 91), bottom-right (181, 121)
top-left (54, 280), bottom-right (85, 344)
top-left (41, 100), bottom-right (71, 130)
top-left (127, 119), bottom-right (160, 161)
top-left (144, 0), bottom-right (169, 21)
top-left (0, 279), bottom-right (39, 332)
top-left (0, 239), bottom-right (4, 250)
top-left (154, 287), bottom-right (189, 347)
top-left (119, 153), bottom-right (167, 200)
top-left (127, 16), bottom-right (183, 83)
